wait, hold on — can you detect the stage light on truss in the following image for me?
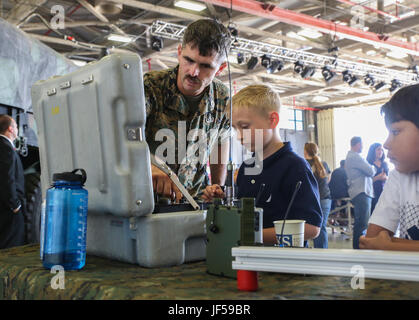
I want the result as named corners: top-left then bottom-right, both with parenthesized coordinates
top-left (247, 56), bottom-right (259, 70)
top-left (151, 36), bottom-right (163, 51)
top-left (374, 81), bottom-right (386, 92)
top-left (364, 74), bottom-right (375, 87)
top-left (237, 52), bottom-right (245, 64)
top-left (261, 55), bottom-right (271, 69)
top-left (389, 79), bottom-right (402, 93)
top-left (267, 60), bottom-right (284, 74)
top-left (321, 66), bottom-right (336, 83)
top-left (267, 60), bottom-right (283, 74)
top-left (348, 75), bottom-right (359, 86)
top-left (342, 70), bottom-right (352, 83)
top-left (301, 66), bottom-right (316, 78)
top-left (294, 61), bottom-right (304, 74)
top-left (228, 26), bottom-right (239, 38)
top-left (342, 70), bottom-right (358, 86)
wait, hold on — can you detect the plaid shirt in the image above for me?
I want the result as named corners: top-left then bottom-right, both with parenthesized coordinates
top-left (144, 66), bottom-right (230, 197)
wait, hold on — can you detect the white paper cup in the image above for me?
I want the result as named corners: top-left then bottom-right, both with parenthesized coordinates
top-left (274, 220), bottom-right (305, 247)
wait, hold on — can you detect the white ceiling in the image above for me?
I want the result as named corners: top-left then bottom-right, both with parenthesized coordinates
top-left (2, 0), bottom-right (419, 109)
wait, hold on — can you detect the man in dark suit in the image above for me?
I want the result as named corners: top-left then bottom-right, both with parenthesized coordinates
top-left (0, 114), bottom-right (25, 249)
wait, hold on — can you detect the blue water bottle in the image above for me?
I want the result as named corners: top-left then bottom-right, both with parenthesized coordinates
top-left (42, 169), bottom-right (88, 270)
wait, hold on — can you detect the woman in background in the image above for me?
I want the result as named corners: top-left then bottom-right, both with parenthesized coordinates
top-left (367, 143), bottom-right (389, 213)
top-left (304, 142), bottom-right (331, 248)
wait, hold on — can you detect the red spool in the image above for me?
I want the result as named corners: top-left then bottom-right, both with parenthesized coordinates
top-left (237, 270), bottom-right (258, 291)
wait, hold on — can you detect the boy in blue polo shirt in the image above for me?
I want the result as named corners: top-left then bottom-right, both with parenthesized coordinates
top-left (202, 84), bottom-right (322, 244)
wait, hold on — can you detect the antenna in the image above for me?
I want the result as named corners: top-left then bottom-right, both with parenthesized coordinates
top-left (279, 181), bottom-right (302, 246)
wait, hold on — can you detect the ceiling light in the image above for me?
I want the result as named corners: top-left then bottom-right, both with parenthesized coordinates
top-left (107, 34), bottom-right (133, 43)
top-left (261, 55), bottom-right (271, 69)
top-left (237, 52), bottom-right (245, 64)
top-left (348, 75), bottom-right (359, 86)
top-left (228, 26), bottom-right (238, 38)
top-left (267, 60), bottom-right (283, 74)
top-left (389, 79), bottom-right (402, 93)
top-left (342, 70), bottom-right (352, 83)
top-left (301, 66), bottom-right (316, 78)
top-left (342, 70), bottom-right (358, 86)
top-left (297, 29), bottom-right (323, 39)
top-left (387, 50), bottom-right (408, 59)
top-left (312, 95), bottom-right (329, 103)
top-left (364, 74), bottom-right (375, 87)
top-left (174, 0), bottom-right (206, 11)
top-left (71, 60), bottom-right (87, 67)
top-left (286, 31), bottom-right (307, 41)
top-left (322, 66), bottom-right (336, 83)
top-left (366, 50), bottom-right (376, 56)
top-left (374, 81), bottom-right (386, 92)
top-left (151, 36), bottom-right (163, 51)
top-left (294, 61), bottom-right (304, 74)
top-left (247, 56), bottom-right (258, 70)
top-left (95, 1), bottom-right (123, 15)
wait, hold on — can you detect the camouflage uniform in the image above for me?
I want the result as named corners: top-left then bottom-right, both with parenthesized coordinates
top-left (144, 66), bottom-right (230, 197)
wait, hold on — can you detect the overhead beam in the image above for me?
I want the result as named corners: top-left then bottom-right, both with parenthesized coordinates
top-left (108, 0), bottom-right (329, 50)
top-left (312, 90), bottom-right (390, 107)
top-left (197, 0), bottom-right (419, 56)
top-left (7, 0), bottom-right (48, 25)
top-left (20, 20), bottom-right (116, 31)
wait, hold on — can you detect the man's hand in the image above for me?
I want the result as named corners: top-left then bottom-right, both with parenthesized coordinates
top-left (13, 207), bottom-right (20, 214)
top-left (151, 164), bottom-right (183, 202)
top-left (202, 184), bottom-right (225, 202)
top-left (359, 230), bottom-right (392, 250)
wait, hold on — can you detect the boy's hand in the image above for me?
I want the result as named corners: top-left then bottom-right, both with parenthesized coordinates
top-left (379, 171), bottom-right (387, 181)
top-left (359, 230), bottom-right (392, 250)
top-left (202, 184), bottom-right (225, 202)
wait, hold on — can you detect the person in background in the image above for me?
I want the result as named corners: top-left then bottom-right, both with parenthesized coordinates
top-left (202, 85), bottom-right (322, 246)
top-left (360, 84), bottom-right (419, 251)
top-left (328, 159), bottom-right (350, 227)
top-left (304, 142), bottom-right (332, 248)
top-left (329, 160), bottom-right (349, 201)
top-left (345, 136), bottom-right (376, 249)
top-left (0, 115), bottom-right (25, 249)
top-left (366, 143), bottom-right (389, 213)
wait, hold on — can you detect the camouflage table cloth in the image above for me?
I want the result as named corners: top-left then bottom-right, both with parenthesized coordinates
top-left (1, 244), bottom-right (418, 300)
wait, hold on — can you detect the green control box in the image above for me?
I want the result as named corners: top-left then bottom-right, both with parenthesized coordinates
top-left (206, 198), bottom-right (262, 278)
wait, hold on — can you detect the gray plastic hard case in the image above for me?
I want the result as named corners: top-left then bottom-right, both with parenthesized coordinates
top-left (31, 53), bottom-right (207, 267)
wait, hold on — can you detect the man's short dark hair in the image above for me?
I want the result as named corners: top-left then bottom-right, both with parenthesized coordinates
top-left (182, 19), bottom-right (231, 59)
top-left (0, 114), bottom-right (13, 134)
top-left (381, 83), bottom-right (419, 130)
top-left (350, 136), bottom-right (362, 147)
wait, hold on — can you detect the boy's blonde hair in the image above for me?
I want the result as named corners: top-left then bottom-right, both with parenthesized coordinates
top-left (232, 84), bottom-right (281, 116)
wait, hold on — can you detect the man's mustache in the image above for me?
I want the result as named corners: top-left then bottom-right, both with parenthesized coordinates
top-left (185, 75), bottom-right (201, 84)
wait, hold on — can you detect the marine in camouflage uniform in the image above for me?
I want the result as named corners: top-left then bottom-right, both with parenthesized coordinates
top-left (144, 65), bottom-right (230, 197)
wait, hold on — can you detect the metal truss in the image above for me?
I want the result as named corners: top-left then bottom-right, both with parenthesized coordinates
top-left (150, 20), bottom-right (418, 85)
top-left (232, 246), bottom-right (419, 282)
